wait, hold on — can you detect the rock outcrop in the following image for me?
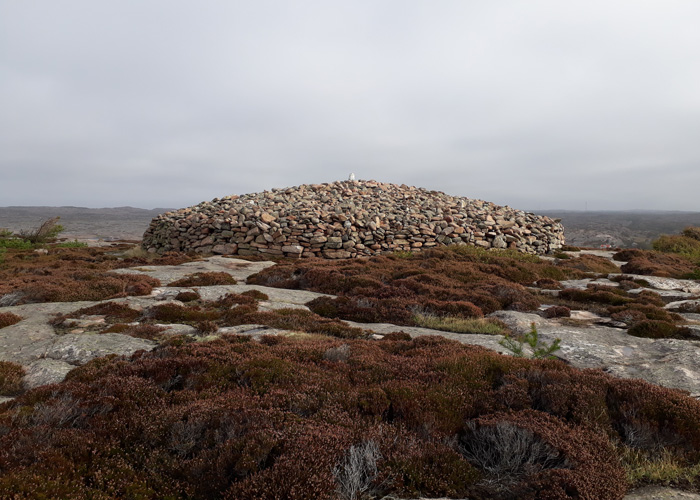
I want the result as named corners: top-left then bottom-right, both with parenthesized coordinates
top-left (142, 180), bottom-right (565, 257)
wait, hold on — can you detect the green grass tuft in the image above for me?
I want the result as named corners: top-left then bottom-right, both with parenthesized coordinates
top-left (413, 313), bottom-right (507, 335)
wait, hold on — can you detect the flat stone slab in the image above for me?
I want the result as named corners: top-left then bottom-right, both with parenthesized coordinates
top-left (492, 311), bottom-right (700, 398)
top-left (624, 486), bottom-right (700, 500)
top-left (110, 256), bottom-right (275, 285)
top-left (23, 359), bottom-right (75, 389)
top-left (620, 274), bottom-right (700, 294)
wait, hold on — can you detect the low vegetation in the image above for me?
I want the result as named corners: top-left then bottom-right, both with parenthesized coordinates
top-left (0, 312), bottom-right (22, 329)
top-left (1, 234), bottom-right (700, 498)
top-left (0, 244), bottom-right (196, 305)
top-left (0, 361), bottom-right (25, 396)
top-left (413, 314), bottom-right (508, 335)
top-left (168, 272), bottom-right (238, 287)
top-left (2, 335), bottom-right (699, 498)
top-left (612, 226), bottom-right (700, 279)
top-left (250, 246), bottom-right (588, 330)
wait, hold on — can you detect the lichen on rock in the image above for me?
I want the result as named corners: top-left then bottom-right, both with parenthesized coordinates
top-left (142, 180), bottom-right (565, 258)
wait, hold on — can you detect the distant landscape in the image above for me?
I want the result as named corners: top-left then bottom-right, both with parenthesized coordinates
top-left (0, 206), bottom-right (172, 241)
top-left (2, 206), bottom-right (699, 249)
top-left (542, 210), bottom-right (700, 249)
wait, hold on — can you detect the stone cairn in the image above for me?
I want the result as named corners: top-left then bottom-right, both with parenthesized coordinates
top-left (142, 180), bottom-right (565, 258)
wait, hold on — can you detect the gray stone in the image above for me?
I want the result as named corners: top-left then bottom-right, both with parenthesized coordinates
top-left (43, 333), bottom-right (156, 365)
top-left (23, 359), bottom-right (75, 389)
top-left (110, 256), bottom-right (275, 285)
top-left (624, 486), bottom-right (700, 500)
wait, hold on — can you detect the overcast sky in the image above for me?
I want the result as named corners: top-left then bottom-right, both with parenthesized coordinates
top-left (1, 1), bottom-right (699, 211)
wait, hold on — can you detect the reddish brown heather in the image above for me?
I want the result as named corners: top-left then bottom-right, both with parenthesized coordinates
top-left (56, 301), bottom-right (142, 324)
top-left (558, 254), bottom-right (621, 274)
top-left (1, 335), bottom-right (698, 498)
top-left (0, 246), bottom-right (179, 304)
top-left (614, 249), bottom-right (698, 278)
top-left (249, 246), bottom-right (588, 326)
top-left (167, 272), bottom-right (237, 287)
top-left (0, 312), bottom-right (22, 329)
top-left (0, 361), bottom-right (25, 396)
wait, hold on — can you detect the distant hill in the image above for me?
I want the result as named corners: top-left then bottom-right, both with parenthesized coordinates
top-left (0, 206), bottom-right (172, 241)
top-left (540, 210), bottom-right (700, 249)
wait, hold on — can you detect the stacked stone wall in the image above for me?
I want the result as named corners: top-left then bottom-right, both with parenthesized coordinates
top-left (142, 180), bottom-right (565, 258)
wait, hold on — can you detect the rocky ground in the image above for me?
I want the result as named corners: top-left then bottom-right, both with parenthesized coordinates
top-left (2, 249), bottom-right (700, 498)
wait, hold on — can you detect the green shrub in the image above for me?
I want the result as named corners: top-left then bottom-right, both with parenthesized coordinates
top-left (0, 238), bottom-right (33, 249)
top-left (53, 240), bottom-right (88, 248)
top-left (18, 217), bottom-right (64, 244)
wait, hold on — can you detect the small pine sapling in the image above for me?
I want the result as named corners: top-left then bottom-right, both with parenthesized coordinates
top-left (499, 323), bottom-right (561, 359)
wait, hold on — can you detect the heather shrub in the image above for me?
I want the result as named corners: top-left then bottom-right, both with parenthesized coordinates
top-left (240, 289), bottom-right (269, 301)
top-left (196, 320), bottom-right (219, 335)
top-left (168, 272), bottom-right (237, 287)
top-left (382, 439), bottom-right (480, 497)
top-left (534, 278), bottom-right (562, 290)
top-left (542, 306), bottom-right (571, 319)
top-left (559, 254), bottom-right (620, 274)
top-left (0, 267), bottom-right (160, 304)
top-left (0, 312), bottom-right (22, 328)
top-left (249, 246), bottom-right (589, 325)
top-left (1, 335), bottom-right (699, 498)
top-left (0, 361), bottom-right (25, 396)
top-left (147, 302), bottom-right (223, 324)
top-left (459, 411), bottom-right (628, 500)
top-left (620, 252), bottom-right (697, 278)
top-left (610, 309), bottom-right (648, 326)
top-left (653, 234), bottom-right (700, 257)
top-left (627, 320), bottom-right (696, 340)
top-left (175, 290), bottom-right (200, 302)
top-left (608, 303), bottom-right (679, 324)
top-left (558, 288), bottom-right (632, 306)
top-left (381, 331), bottom-right (412, 341)
top-left (682, 226), bottom-right (700, 241)
top-left (60, 301), bottom-right (141, 324)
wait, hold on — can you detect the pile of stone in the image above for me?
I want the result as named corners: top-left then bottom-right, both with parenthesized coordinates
top-left (142, 180), bottom-right (565, 258)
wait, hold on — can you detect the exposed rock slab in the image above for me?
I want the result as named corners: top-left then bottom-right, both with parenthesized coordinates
top-left (110, 256), bottom-right (275, 285)
top-left (23, 359), bottom-right (75, 389)
top-left (491, 311), bottom-right (700, 398)
top-left (40, 333), bottom-right (156, 365)
top-left (623, 486), bottom-right (700, 500)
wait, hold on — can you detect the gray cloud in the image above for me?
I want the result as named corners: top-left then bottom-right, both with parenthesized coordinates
top-left (1, 0), bottom-right (699, 210)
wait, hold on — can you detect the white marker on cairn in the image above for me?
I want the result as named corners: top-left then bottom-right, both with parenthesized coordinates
top-left (348, 173), bottom-right (356, 181)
